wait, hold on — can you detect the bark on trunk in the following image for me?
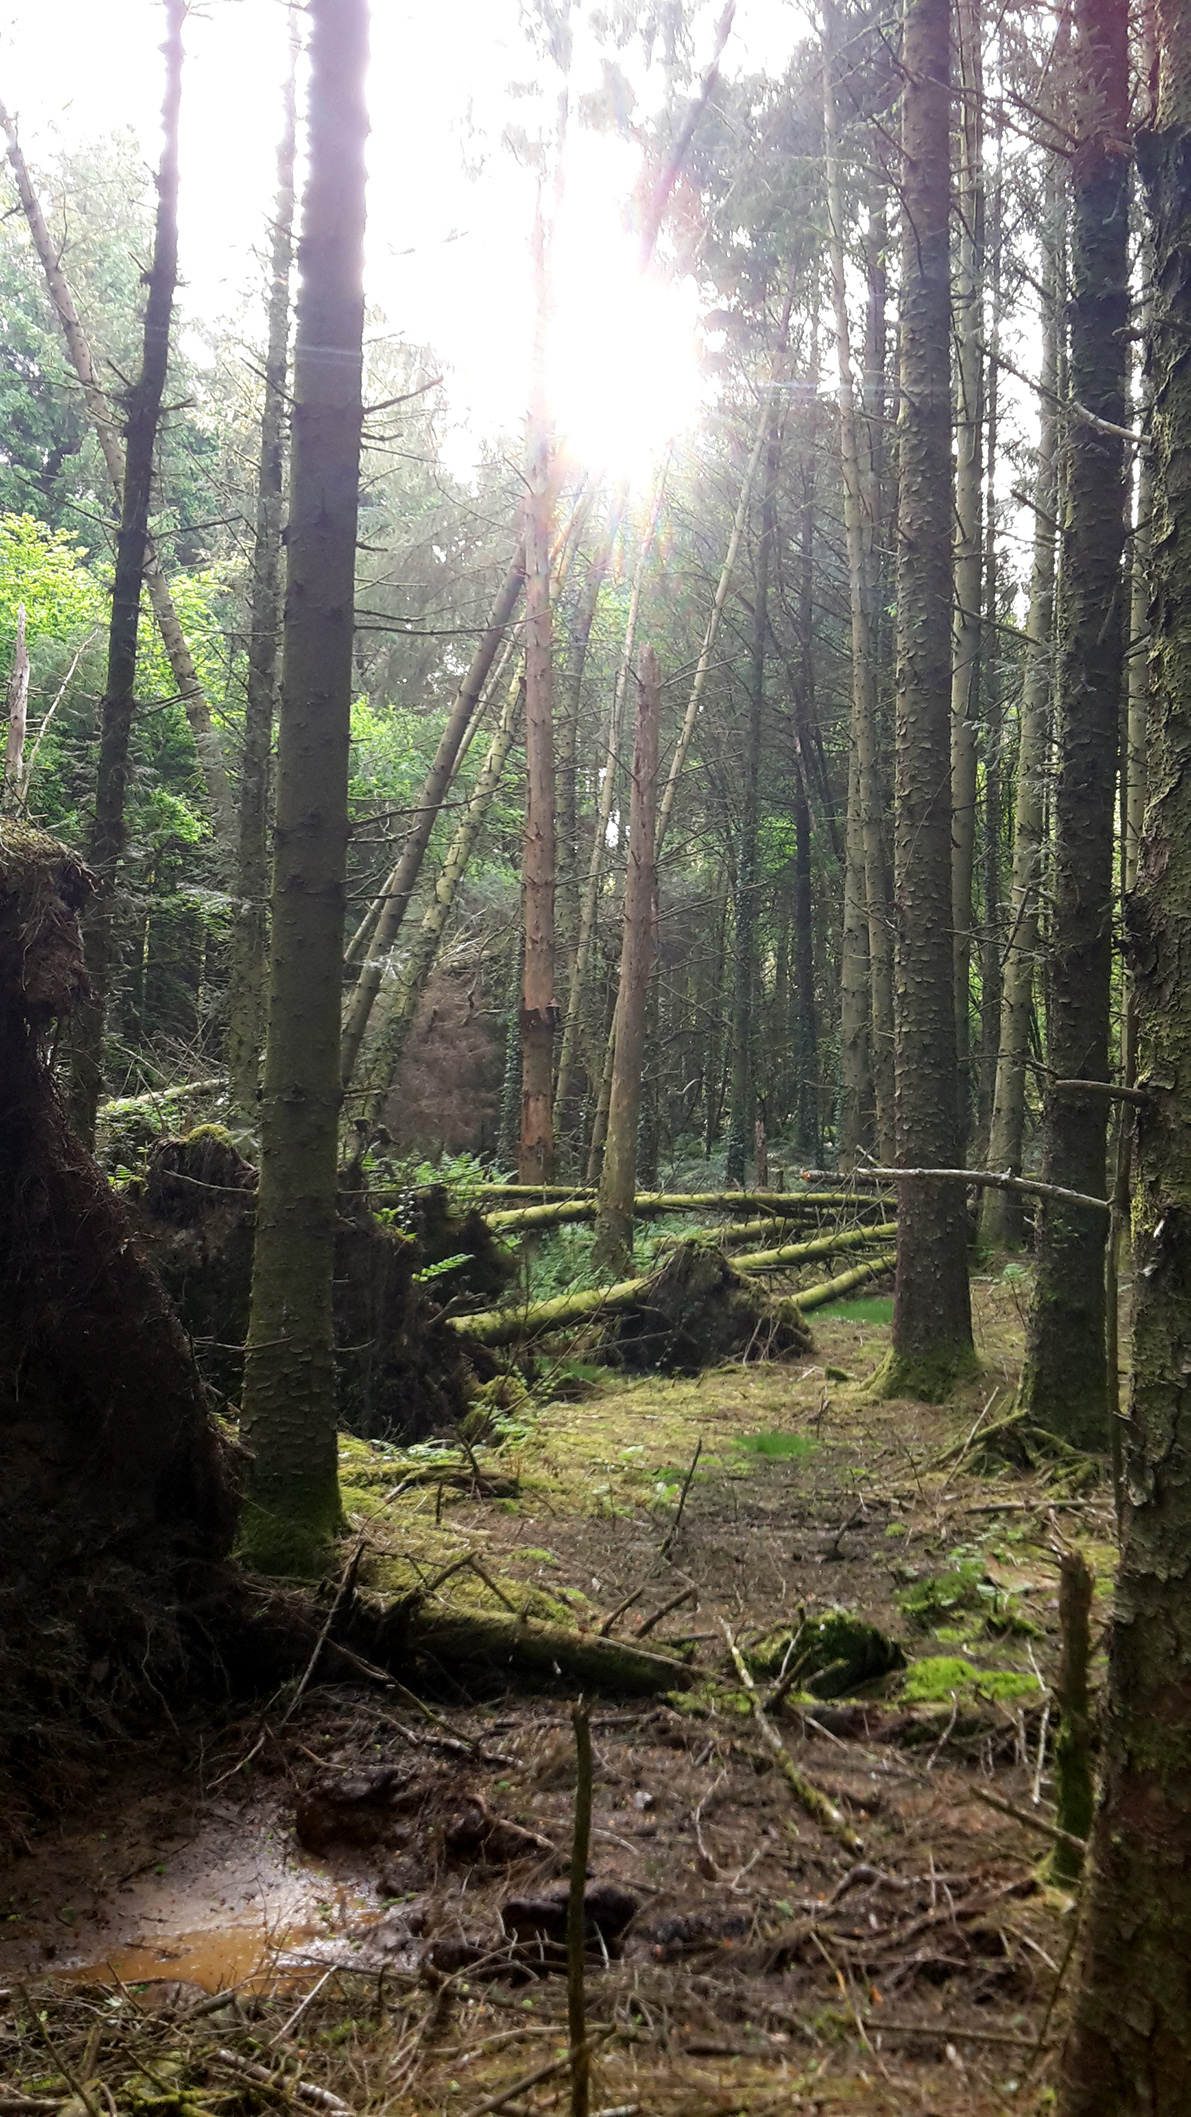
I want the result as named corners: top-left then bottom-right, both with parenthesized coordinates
top-left (1019, 0), bottom-right (1129, 1449)
top-left (872, 0), bottom-right (976, 1401)
top-left (67, 3), bottom-right (185, 1146)
top-left (823, 0), bottom-right (895, 1160)
top-left (556, 498), bottom-right (622, 975)
top-left (725, 424), bottom-right (774, 1183)
top-left (227, 17), bottom-right (298, 1127)
top-left (1057, 23), bottom-right (1191, 2104)
top-left (593, 647), bottom-right (659, 1275)
top-left (838, 742), bottom-right (871, 1173)
top-left (3, 605), bottom-right (29, 812)
top-left (239, 0), bottom-right (369, 1575)
top-left (519, 198), bottom-right (557, 1185)
top-left (0, 98), bottom-right (236, 861)
top-left (950, 0), bottom-right (985, 1143)
top-left (981, 190), bottom-right (1060, 1248)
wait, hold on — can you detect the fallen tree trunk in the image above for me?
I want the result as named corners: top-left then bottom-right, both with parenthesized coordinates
top-left (450, 1239), bottom-right (813, 1368)
top-left (786, 1250), bottom-right (897, 1312)
top-left (483, 1189), bottom-right (895, 1234)
top-left (730, 1221), bottom-right (898, 1274)
top-left (380, 1604), bottom-right (696, 1695)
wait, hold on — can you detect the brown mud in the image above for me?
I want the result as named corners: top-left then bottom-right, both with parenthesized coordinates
top-left (0, 1273), bottom-right (1117, 2114)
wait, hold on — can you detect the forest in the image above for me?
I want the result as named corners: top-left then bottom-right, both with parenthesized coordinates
top-left (0, 0), bottom-right (1187, 2109)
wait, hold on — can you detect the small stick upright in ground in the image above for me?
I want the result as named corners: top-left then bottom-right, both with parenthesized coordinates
top-left (567, 1701), bottom-right (594, 2117)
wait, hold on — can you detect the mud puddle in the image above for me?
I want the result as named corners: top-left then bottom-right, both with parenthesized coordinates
top-left (0, 1788), bottom-right (383, 1993)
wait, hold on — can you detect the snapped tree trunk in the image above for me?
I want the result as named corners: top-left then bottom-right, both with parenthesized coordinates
top-left (67, 1), bottom-right (185, 1146)
top-left (872, 0), bottom-right (976, 1401)
top-left (239, 0), bottom-right (369, 1576)
top-left (823, 0), bottom-right (895, 1159)
top-left (949, 0), bottom-right (985, 1143)
top-left (226, 16), bottom-right (298, 1128)
top-left (981, 180), bottom-right (1060, 1248)
top-left (0, 99), bottom-right (236, 862)
top-left (1019, 0), bottom-right (1129, 1449)
top-left (1056, 22), bottom-right (1191, 2105)
top-left (520, 197), bottom-right (558, 1185)
top-left (593, 646), bottom-right (659, 1275)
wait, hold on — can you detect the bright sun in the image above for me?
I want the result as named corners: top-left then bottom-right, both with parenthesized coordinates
top-left (547, 134), bottom-right (705, 490)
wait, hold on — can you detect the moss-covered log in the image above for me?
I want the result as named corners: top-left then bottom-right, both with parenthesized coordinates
top-left (451, 1238), bottom-right (812, 1369)
top-left (382, 1604), bottom-right (696, 1695)
top-left (787, 1250), bottom-right (897, 1311)
top-left (730, 1220), bottom-right (898, 1273)
top-left (483, 1189), bottom-right (894, 1234)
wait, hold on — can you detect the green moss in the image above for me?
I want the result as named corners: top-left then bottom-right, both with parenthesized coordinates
top-left (866, 1338), bottom-right (982, 1404)
top-left (737, 1430), bottom-right (817, 1459)
top-left (747, 1609), bottom-right (906, 1697)
top-left (238, 1474), bottom-right (346, 1578)
top-left (901, 1655), bottom-right (1041, 1705)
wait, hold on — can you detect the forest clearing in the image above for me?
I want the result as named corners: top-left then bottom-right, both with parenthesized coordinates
top-left (1, 0), bottom-right (1189, 2109)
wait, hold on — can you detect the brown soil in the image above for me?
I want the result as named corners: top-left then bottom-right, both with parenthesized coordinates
top-left (0, 1273), bottom-right (1114, 2116)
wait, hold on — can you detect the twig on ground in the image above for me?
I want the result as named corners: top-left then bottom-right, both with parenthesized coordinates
top-left (635, 1584), bottom-right (697, 1638)
top-left (461, 2034), bottom-right (613, 2117)
top-left (567, 1702), bottom-right (594, 2117)
top-left (660, 1439), bottom-right (702, 1558)
top-left (720, 1623), bottom-right (864, 1854)
top-left (278, 1539), bottom-right (367, 1731)
top-left (599, 1587), bottom-right (646, 1637)
top-left (207, 2045), bottom-right (352, 2116)
top-left (967, 1782), bottom-right (1087, 1854)
top-left (17, 1988), bottom-right (102, 2117)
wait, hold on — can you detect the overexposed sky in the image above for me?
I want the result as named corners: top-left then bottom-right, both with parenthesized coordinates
top-left (0, 0), bottom-right (807, 485)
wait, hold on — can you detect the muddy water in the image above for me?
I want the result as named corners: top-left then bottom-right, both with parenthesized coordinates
top-left (1, 1792), bottom-right (384, 1993)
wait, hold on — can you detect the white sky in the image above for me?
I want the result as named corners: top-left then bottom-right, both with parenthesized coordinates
top-left (0, 0), bottom-right (808, 486)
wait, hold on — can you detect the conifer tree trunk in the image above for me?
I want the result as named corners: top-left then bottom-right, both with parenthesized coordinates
top-left (725, 425), bottom-right (775, 1183)
top-left (793, 415), bottom-right (820, 1162)
top-left (556, 499), bottom-right (621, 974)
top-left (227, 15), bottom-right (298, 1128)
top-left (950, 0), bottom-right (985, 1141)
top-left (67, 0), bottom-right (185, 1145)
top-left (593, 648), bottom-right (659, 1274)
top-left (823, 0), bottom-right (895, 1160)
top-left (1057, 15), bottom-right (1191, 2103)
top-left (239, 0), bottom-right (368, 1575)
top-left (873, 0), bottom-right (975, 1399)
top-left (520, 197), bottom-right (558, 1184)
top-left (1019, 0), bottom-right (1129, 1447)
top-left (981, 195), bottom-right (1060, 1247)
top-left (838, 744), bottom-right (871, 1172)
top-left (0, 97), bottom-right (236, 862)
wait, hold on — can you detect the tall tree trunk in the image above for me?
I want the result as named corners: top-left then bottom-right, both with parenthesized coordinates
top-left (725, 421), bottom-right (775, 1183)
top-left (554, 484), bottom-right (662, 1133)
top-left (593, 647), bottom-right (659, 1274)
top-left (239, 0), bottom-right (368, 1575)
top-left (873, 0), bottom-right (975, 1399)
top-left (340, 547), bottom-right (524, 1089)
top-left (556, 496), bottom-right (622, 974)
top-left (1056, 17), bottom-right (1191, 2104)
top-left (977, 129), bottom-right (1004, 1151)
top-left (1018, 0), bottom-right (1129, 1448)
top-left (520, 196), bottom-right (558, 1185)
top-left (823, 0), bottom-right (895, 1160)
top-left (838, 741), bottom-right (871, 1172)
top-left (67, 0), bottom-right (185, 1146)
top-left (3, 604), bottom-right (29, 811)
top-left (793, 408), bottom-right (820, 1163)
top-left (0, 99), bottom-right (236, 860)
top-left (981, 183), bottom-right (1060, 1247)
top-left (227, 15), bottom-right (298, 1128)
top-left (950, 0), bottom-right (985, 1144)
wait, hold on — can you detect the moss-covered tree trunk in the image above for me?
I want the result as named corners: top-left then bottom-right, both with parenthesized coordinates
top-left (1057, 18), bottom-right (1191, 2105)
top-left (227, 16), bottom-right (297, 1129)
top-left (873, 0), bottom-right (975, 1401)
top-left (68, 0), bottom-right (185, 1147)
top-left (1018, 0), bottom-right (1129, 1450)
top-left (593, 647), bottom-right (659, 1276)
top-left (949, 0), bottom-right (985, 1146)
top-left (239, 0), bottom-right (369, 1575)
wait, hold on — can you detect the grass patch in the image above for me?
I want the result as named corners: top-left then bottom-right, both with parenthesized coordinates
top-left (816, 1295), bottom-right (894, 1324)
top-left (737, 1430), bottom-right (818, 1460)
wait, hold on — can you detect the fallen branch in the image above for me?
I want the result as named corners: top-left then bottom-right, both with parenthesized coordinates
top-left (731, 1222), bottom-right (898, 1275)
top-left (720, 1626), bottom-right (864, 1854)
top-left (460, 2032), bottom-right (614, 2117)
top-left (483, 1190), bottom-right (890, 1234)
top-left (787, 1251), bottom-right (897, 1312)
top-left (399, 1606), bottom-right (695, 1694)
top-left (967, 1782), bottom-right (1087, 1855)
top-left (838, 1166), bottom-right (1110, 1214)
top-left (208, 2047), bottom-right (351, 2116)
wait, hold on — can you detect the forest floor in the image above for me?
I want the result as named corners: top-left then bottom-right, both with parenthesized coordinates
top-left (0, 1266), bottom-right (1118, 2117)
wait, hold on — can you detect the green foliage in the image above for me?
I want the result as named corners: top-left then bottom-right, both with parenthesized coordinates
top-left (0, 513), bottom-right (103, 654)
